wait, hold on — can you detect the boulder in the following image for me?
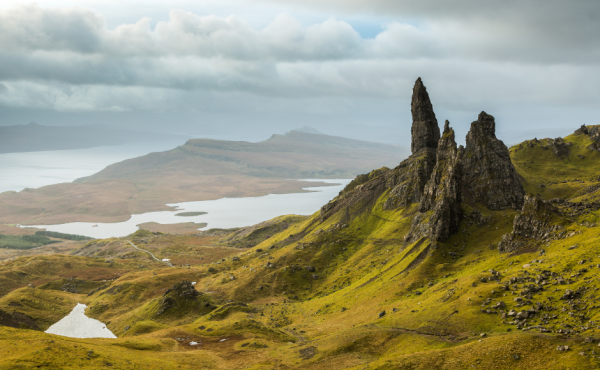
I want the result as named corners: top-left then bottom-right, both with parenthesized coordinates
top-left (157, 281), bottom-right (203, 316)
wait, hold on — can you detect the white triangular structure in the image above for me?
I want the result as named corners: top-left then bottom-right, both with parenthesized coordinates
top-left (45, 303), bottom-right (116, 339)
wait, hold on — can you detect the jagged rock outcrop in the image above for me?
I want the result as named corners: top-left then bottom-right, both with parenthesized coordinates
top-left (498, 194), bottom-right (564, 253)
top-left (406, 121), bottom-right (463, 242)
top-left (548, 137), bottom-right (572, 158)
top-left (320, 167), bottom-right (390, 221)
top-left (157, 281), bottom-right (205, 316)
top-left (575, 124), bottom-right (600, 151)
top-left (382, 151), bottom-right (437, 210)
top-left (340, 167), bottom-right (389, 195)
top-left (411, 77), bottom-right (440, 154)
top-left (384, 78), bottom-right (439, 209)
top-left (513, 136), bottom-right (573, 158)
top-left (462, 112), bottom-right (524, 210)
top-left (323, 83), bottom-right (526, 247)
top-left (321, 78), bottom-right (440, 218)
top-left (574, 124), bottom-right (589, 136)
top-left (163, 281), bottom-right (200, 298)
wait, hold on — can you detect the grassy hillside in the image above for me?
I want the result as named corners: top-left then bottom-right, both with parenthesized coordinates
top-left (2, 127), bottom-right (600, 368)
top-left (0, 131), bottom-right (407, 225)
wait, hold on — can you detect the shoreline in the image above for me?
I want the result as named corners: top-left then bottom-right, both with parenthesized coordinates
top-left (19, 179), bottom-right (350, 239)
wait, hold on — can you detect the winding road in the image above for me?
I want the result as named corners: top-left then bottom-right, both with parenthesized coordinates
top-left (126, 240), bottom-right (173, 267)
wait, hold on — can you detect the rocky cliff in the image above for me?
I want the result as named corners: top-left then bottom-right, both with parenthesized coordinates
top-left (384, 78), bottom-right (440, 210)
top-left (410, 77), bottom-right (440, 154)
top-left (497, 194), bottom-right (564, 253)
top-left (462, 112), bottom-right (525, 210)
top-left (323, 78), bottom-right (525, 245)
top-left (415, 121), bottom-right (463, 242)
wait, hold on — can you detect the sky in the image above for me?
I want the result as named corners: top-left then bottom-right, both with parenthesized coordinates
top-left (0, 0), bottom-right (598, 146)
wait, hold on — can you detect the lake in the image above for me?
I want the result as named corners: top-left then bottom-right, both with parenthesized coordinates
top-left (28, 179), bottom-right (351, 239)
top-left (45, 303), bottom-right (116, 339)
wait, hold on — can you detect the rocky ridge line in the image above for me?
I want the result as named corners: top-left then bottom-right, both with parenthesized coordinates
top-left (321, 78), bottom-right (526, 245)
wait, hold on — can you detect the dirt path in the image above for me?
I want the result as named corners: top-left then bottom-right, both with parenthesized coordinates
top-left (126, 240), bottom-right (173, 267)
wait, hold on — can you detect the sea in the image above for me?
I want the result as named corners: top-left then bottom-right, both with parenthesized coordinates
top-left (0, 140), bottom-right (186, 193)
top-left (3, 142), bottom-right (350, 238)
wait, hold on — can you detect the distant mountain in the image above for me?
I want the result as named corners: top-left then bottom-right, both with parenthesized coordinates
top-left (0, 123), bottom-right (188, 154)
top-left (76, 130), bottom-right (409, 182)
top-left (290, 126), bottom-right (323, 135)
top-left (0, 131), bottom-right (409, 225)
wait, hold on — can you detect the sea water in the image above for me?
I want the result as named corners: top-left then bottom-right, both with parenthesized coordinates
top-left (0, 140), bottom-right (185, 193)
top-left (28, 179), bottom-right (351, 239)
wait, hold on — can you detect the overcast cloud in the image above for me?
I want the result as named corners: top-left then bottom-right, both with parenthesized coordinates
top-left (0, 0), bottom-right (598, 145)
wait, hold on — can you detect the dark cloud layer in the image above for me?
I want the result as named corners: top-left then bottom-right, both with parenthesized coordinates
top-left (0, 1), bottom-right (597, 145)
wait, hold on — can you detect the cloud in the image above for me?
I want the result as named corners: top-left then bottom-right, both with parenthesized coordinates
top-left (0, 5), bottom-right (365, 61)
top-left (0, 1), bottom-right (598, 119)
top-left (0, 3), bottom-right (104, 53)
top-left (264, 0), bottom-right (600, 64)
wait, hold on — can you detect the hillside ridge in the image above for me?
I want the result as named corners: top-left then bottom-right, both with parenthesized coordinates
top-left (2, 79), bottom-right (600, 369)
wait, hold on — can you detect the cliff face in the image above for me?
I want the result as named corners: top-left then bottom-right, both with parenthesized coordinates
top-left (419, 121), bottom-right (463, 241)
top-left (382, 151), bottom-right (437, 210)
top-left (384, 78), bottom-right (439, 210)
top-left (497, 194), bottom-right (564, 253)
top-left (323, 78), bottom-right (525, 245)
top-left (462, 112), bottom-right (525, 211)
top-left (405, 121), bottom-right (463, 243)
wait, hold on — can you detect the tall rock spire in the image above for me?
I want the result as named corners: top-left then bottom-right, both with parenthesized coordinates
top-left (462, 112), bottom-right (524, 210)
top-left (411, 78), bottom-right (440, 154)
top-left (406, 120), bottom-right (463, 243)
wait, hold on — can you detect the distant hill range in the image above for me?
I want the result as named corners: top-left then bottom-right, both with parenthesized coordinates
top-left (289, 126), bottom-right (323, 135)
top-left (0, 122), bottom-right (187, 154)
top-left (76, 130), bottom-right (409, 182)
top-left (0, 130), bottom-right (409, 225)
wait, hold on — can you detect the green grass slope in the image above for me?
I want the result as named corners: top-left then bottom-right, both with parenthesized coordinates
top-left (3, 127), bottom-right (600, 368)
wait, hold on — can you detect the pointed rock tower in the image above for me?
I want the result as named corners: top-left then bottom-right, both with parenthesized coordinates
top-left (383, 78), bottom-right (439, 209)
top-left (419, 121), bottom-right (463, 241)
top-left (320, 80), bottom-right (524, 246)
top-left (411, 77), bottom-right (441, 154)
top-left (462, 112), bottom-right (524, 210)
top-left (406, 121), bottom-right (463, 243)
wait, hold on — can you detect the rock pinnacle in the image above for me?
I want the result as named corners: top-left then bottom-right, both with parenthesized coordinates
top-left (410, 77), bottom-right (440, 154)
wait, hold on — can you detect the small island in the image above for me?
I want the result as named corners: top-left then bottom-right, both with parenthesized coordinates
top-left (174, 212), bottom-right (208, 217)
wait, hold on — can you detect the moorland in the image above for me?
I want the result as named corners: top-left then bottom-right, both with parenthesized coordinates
top-left (1, 79), bottom-right (599, 369)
